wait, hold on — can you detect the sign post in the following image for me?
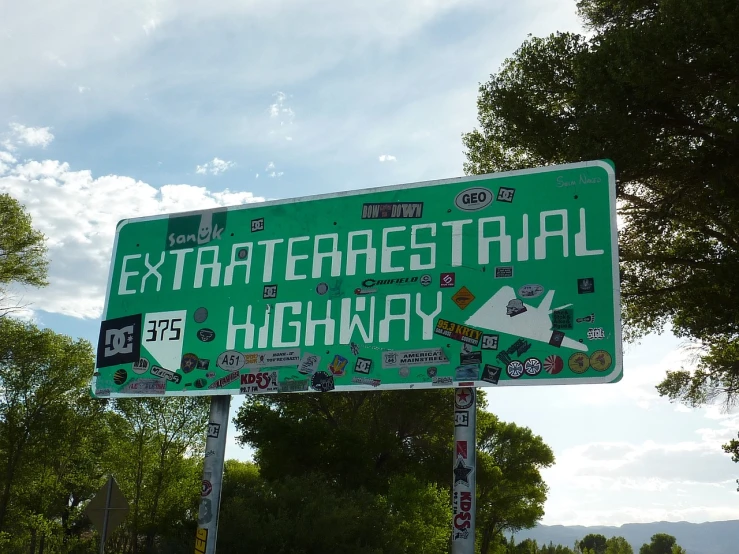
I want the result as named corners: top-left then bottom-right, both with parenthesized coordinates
top-left (195, 395), bottom-right (230, 554)
top-left (93, 160), bottom-right (622, 553)
top-left (452, 388), bottom-right (476, 552)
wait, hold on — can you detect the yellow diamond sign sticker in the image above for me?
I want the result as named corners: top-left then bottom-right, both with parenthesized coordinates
top-left (452, 286), bottom-right (475, 310)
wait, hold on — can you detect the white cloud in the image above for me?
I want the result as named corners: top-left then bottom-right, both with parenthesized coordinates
top-left (6, 123), bottom-right (55, 148)
top-left (265, 161), bottom-right (283, 178)
top-left (0, 156), bottom-right (265, 319)
top-left (78, 86), bottom-right (90, 93)
top-left (378, 154), bottom-right (396, 162)
top-left (195, 157), bottom-right (235, 175)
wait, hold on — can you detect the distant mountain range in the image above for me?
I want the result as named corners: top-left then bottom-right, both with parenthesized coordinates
top-left (513, 520), bottom-right (739, 554)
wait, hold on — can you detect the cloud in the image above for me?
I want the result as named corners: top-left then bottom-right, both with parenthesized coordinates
top-left (378, 154), bottom-right (396, 162)
top-left (0, 155), bottom-right (265, 319)
top-left (5, 123), bottom-right (55, 149)
top-left (78, 86), bottom-right (90, 93)
top-left (265, 161), bottom-right (283, 178)
top-left (195, 157), bottom-right (235, 175)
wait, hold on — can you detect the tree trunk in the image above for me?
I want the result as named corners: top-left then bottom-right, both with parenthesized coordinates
top-left (28, 527), bottom-right (36, 554)
top-left (38, 532), bottom-right (45, 554)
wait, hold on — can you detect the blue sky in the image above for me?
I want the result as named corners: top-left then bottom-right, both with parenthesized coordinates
top-left (2, 0), bottom-right (738, 527)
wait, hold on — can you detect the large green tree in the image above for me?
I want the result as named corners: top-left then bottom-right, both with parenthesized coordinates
top-left (639, 533), bottom-right (682, 554)
top-left (0, 193), bottom-right (48, 316)
top-left (605, 536), bottom-right (634, 554)
top-left (578, 534), bottom-right (607, 554)
top-left (462, 0), bottom-right (739, 452)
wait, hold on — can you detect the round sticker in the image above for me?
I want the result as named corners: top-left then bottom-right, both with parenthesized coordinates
top-left (399, 366), bottom-right (410, 378)
top-left (568, 352), bottom-right (590, 374)
top-left (420, 274), bottom-right (432, 287)
top-left (524, 357), bottom-right (542, 376)
top-left (217, 350), bottom-right (246, 372)
top-left (454, 388), bottom-right (474, 409)
top-left (194, 378), bottom-right (207, 389)
top-left (132, 357), bottom-right (150, 375)
top-left (544, 355), bottom-right (563, 375)
top-left (506, 361), bottom-right (524, 379)
top-left (193, 307), bottom-right (208, 323)
top-left (316, 282), bottom-right (328, 295)
top-left (113, 368), bottom-right (128, 385)
top-left (590, 350), bottom-right (612, 372)
top-left (197, 328), bottom-right (216, 342)
top-left (518, 284), bottom-right (544, 298)
top-left (180, 353), bottom-right (199, 374)
top-left (427, 367), bottom-right (438, 378)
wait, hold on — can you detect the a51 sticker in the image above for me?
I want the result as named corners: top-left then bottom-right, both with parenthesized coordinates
top-left (217, 350), bottom-right (245, 372)
top-left (143, 310), bottom-right (187, 372)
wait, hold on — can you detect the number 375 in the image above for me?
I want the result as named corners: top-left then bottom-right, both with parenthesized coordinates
top-left (145, 318), bottom-right (182, 342)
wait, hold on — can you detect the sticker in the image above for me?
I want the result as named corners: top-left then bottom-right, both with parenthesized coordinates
top-left (454, 411), bottom-right (469, 426)
top-left (460, 351), bottom-right (482, 365)
top-left (577, 278), bottom-right (595, 294)
top-left (197, 359), bottom-right (210, 370)
top-left (237, 248), bottom-right (249, 260)
top-left (151, 365), bottom-right (182, 384)
top-left (298, 353), bottom-right (321, 375)
top-left (113, 368), bottom-right (128, 385)
top-left (207, 371), bottom-right (239, 390)
top-left (316, 282), bottom-right (329, 295)
top-left (455, 187), bottom-right (493, 211)
top-left (354, 287), bottom-right (377, 295)
top-left (240, 371), bottom-right (279, 393)
top-left (352, 376), bottom-right (381, 387)
top-left (587, 327), bottom-right (606, 340)
top-left (120, 378), bottom-right (166, 395)
top-left (481, 334), bottom-right (499, 350)
top-left (362, 277), bottom-right (419, 287)
top-left (143, 310), bottom-right (187, 371)
top-left (434, 319), bottom-right (482, 346)
top-left (399, 367), bottom-right (410, 378)
top-left (166, 210), bottom-right (226, 250)
top-left (456, 441), bottom-right (468, 459)
top-left (132, 357), bottom-right (150, 374)
top-left (420, 274), bottom-right (432, 286)
top-left (181, 353), bottom-right (199, 374)
top-left (205, 449), bottom-right (215, 457)
top-left (440, 272), bottom-right (456, 288)
top-left (524, 357), bottom-right (542, 376)
top-left (311, 371), bottom-right (335, 392)
top-left (263, 285), bottom-right (278, 299)
top-left (481, 365), bottom-right (501, 384)
top-left (544, 355), bottom-right (563, 375)
top-left (454, 388), bottom-right (474, 409)
top-left (455, 364), bottom-right (479, 380)
top-left (354, 358), bottom-right (372, 374)
top-left (96, 314), bottom-right (142, 368)
top-left (207, 423), bottom-right (220, 438)
top-left (350, 342), bottom-right (359, 355)
top-left (251, 218), bottom-right (264, 232)
top-left (506, 361), bottom-right (524, 379)
top-left (244, 349), bottom-right (301, 368)
top-left (552, 309), bottom-right (574, 330)
top-left (206, 371), bottom-right (215, 378)
top-left (217, 350), bottom-right (246, 372)
top-left (497, 187), bottom-right (515, 202)
top-left (193, 307), bottom-right (208, 323)
top-left (433, 376), bottom-right (454, 386)
top-left (198, 498), bottom-right (212, 525)
top-left (95, 389), bottom-right (112, 397)
top-left (197, 328), bottom-right (216, 342)
top-left (494, 266), bottom-right (513, 278)
top-left (361, 202), bottom-right (423, 219)
top-left (454, 457), bottom-right (473, 486)
top-left (590, 350), bottom-right (612, 371)
top-left (195, 528), bottom-right (208, 554)
top-left (194, 378), bottom-right (207, 389)
top-left (427, 367), bottom-right (438, 378)
top-left (328, 355), bottom-right (348, 376)
top-left (549, 331), bottom-right (565, 347)
top-left (278, 378), bottom-right (310, 392)
top-left (506, 299), bottom-right (527, 316)
top-left (577, 313), bottom-right (595, 323)
top-left (507, 338), bottom-right (532, 357)
top-left (452, 491), bottom-right (473, 541)
top-left (382, 348), bottom-right (450, 369)
top-left (452, 286), bottom-right (475, 310)
top-left (568, 352), bottom-right (590, 374)
top-left (201, 480), bottom-right (212, 497)
top-left (518, 284), bottom-right (544, 299)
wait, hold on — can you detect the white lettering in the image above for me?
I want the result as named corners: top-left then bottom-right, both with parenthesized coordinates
top-left (118, 254), bottom-right (141, 296)
top-left (346, 230), bottom-right (376, 276)
top-left (272, 302), bottom-right (302, 347)
top-left (381, 227), bottom-right (406, 273)
top-left (442, 219), bottom-right (472, 267)
top-left (517, 214), bottom-right (529, 261)
top-left (169, 248), bottom-right (194, 290)
top-left (224, 242), bottom-right (252, 286)
top-left (535, 209), bottom-right (568, 260)
top-left (379, 294), bottom-right (411, 342)
top-left (305, 300), bottom-right (335, 346)
top-left (410, 224), bottom-right (436, 271)
top-left (478, 216), bottom-right (512, 264)
top-left (286, 236), bottom-right (309, 280)
top-left (194, 246), bottom-right (222, 288)
top-left (340, 296), bottom-right (375, 344)
top-left (575, 208), bottom-right (604, 256)
top-left (312, 234), bottom-right (342, 278)
top-left (227, 306), bottom-right (255, 349)
top-left (259, 239), bottom-right (284, 282)
top-left (140, 252), bottom-right (165, 293)
top-left (415, 291), bottom-right (443, 339)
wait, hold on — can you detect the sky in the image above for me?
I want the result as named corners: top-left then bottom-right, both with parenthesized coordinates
top-left (1, 0), bottom-right (737, 528)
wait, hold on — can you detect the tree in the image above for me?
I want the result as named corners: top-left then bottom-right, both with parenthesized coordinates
top-left (723, 432), bottom-right (739, 491)
top-left (578, 534), bottom-right (607, 554)
top-left (462, 0), bottom-right (739, 434)
top-left (639, 533), bottom-right (680, 554)
top-left (476, 412), bottom-right (555, 554)
top-left (605, 536), bottom-right (634, 554)
top-left (0, 193), bottom-right (48, 315)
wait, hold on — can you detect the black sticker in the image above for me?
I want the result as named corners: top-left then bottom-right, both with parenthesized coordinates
top-left (552, 308), bottom-right (574, 330)
top-left (454, 458), bottom-right (473, 486)
top-left (197, 359), bottom-right (210, 370)
top-left (311, 371), bottom-right (335, 392)
top-left (460, 351), bottom-right (482, 365)
top-left (549, 331), bottom-right (565, 348)
top-left (263, 285), bottom-right (278, 299)
top-left (195, 378), bottom-right (207, 388)
top-left (181, 353), bottom-right (199, 373)
top-left (251, 218), bottom-right (265, 232)
top-left (207, 423), bottom-right (220, 438)
top-left (454, 411), bottom-right (469, 427)
top-left (577, 278), bottom-right (595, 294)
top-left (497, 187), bottom-right (515, 202)
top-left (96, 314), bottom-right (142, 368)
top-left (193, 307), bottom-right (208, 323)
top-left (494, 266), bottom-right (513, 278)
top-left (355, 357), bottom-right (372, 374)
top-left (481, 334), bottom-right (499, 350)
top-left (197, 329), bottom-right (216, 342)
top-left (113, 368), bottom-right (128, 385)
top-left (427, 366), bottom-right (438, 378)
top-left (506, 361), bottom-right (524, 379)
top-left (481, 365), bottom-right (501, 384)
top-left (361, 202), bottom-right (423, 219)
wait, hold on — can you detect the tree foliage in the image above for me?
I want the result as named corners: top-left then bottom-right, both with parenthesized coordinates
top-left (462, 0), bottom-right (739, 443)
top-left (639, 533), bottom-right (681, 554)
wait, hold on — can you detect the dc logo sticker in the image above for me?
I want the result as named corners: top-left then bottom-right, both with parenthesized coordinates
top-left (96, 314), bottom-right (142, 368)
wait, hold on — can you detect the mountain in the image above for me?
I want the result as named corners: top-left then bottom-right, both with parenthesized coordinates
top-left (513, 520), bottom-right (739, 554)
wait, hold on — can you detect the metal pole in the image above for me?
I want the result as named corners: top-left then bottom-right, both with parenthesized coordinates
top-left (99, 476), bottom-right (113, 554)
top-left (195, 395), bottom-right (231, 554)
top-left (452, 387), bottom-right (476, 554)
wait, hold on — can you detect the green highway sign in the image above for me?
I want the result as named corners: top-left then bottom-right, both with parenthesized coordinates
top-left (92, 160), bottom-right (622, 397)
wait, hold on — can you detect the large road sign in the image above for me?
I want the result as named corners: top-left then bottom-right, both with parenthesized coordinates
top-left (92, 160), bottom-right (621, 398)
